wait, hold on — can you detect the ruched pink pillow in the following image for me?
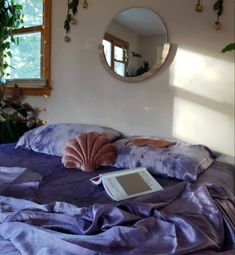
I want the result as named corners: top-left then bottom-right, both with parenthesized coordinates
top-left (62, 132), bottom-right (116, 172)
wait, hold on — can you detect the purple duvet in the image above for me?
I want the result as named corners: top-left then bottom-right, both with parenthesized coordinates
top-left (0, 143), bottom-right (235, 255)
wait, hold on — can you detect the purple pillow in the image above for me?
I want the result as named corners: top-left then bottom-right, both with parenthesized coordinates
top-left (113, 136), bottom-right (218, 182)
top-left (15, 123), bottom-right (122, 156)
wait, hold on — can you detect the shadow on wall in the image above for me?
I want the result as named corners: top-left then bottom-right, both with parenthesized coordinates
top-left (169, 47), bottom-right (234, 164)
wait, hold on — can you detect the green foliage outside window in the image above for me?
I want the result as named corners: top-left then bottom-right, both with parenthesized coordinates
top-left (7, 0), bottom-right (43, 80)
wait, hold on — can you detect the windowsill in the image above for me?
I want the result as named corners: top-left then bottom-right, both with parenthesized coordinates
top-left (5, 84), bottom-right (51, 96)
top-left (4, 79), bottom-right (51, 96)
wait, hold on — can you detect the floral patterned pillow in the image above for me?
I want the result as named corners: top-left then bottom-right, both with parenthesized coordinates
top-left (15, 123), bottom-right (122, 157)
top-left (113, 136), bottom-right (218, 182)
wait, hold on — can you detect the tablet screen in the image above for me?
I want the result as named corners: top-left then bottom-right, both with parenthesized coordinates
top-left (116, 172), bottom-right (151, 195)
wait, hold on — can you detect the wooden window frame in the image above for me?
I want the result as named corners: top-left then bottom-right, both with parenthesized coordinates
top-left (103, 33), bottom-right (129, 76)
top-left (5, 0), bottom-right (51, 96)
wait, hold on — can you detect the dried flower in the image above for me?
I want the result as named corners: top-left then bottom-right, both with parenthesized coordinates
top-left (71, 17), bottom-right (77, 25)
top-left (64, 35), bottom-right (71, 42)
top-left (214, 21), bottom-right (222, 30)
top-left (83, 0), bottom-right (88, 9)
top-left (195, 3), bottom-right (203, 12)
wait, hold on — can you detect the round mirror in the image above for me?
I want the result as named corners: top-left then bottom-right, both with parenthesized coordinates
top-left (99, 7), bottom-right (171, 82)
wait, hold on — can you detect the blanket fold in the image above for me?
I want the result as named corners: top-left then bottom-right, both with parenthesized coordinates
top-left (0, 171), bottom-right (234, 255)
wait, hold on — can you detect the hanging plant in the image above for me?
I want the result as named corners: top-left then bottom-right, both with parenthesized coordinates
top-left (195, 0), bottom-right (203, 12)
top-left (0, 0), bottom-right (24, 85)
top-left (64, 0), bottom-right (88, 42)
top-left (221, 43), bottom-right (235, 53)
top-left (64, 0), bottom-right (79, 42)
top-left (213, 0), bottom-right (223, 29)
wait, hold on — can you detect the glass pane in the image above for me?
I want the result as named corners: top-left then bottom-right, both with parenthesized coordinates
top-left (102, 39), bottom-right (111, 67)
top-left (114, 61), bottom-right (125, 76)
top-left (8, 32), bottom-right (41, 79)
top-left (17, 0), bottom-right (43, 27)
top-left (114, 46), bottom-right (124, 61)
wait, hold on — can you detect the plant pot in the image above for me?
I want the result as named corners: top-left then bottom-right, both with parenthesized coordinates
top-left (0, 120), bottom-right (19, 144)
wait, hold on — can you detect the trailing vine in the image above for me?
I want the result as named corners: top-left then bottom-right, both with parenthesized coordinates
top-left (64, 0), bottom-right (88, 42)
top-left (213, 0), bottom-right (223, 29)
top-left (64, 0), bottom-right (79, 42)
top-left (194, 0), bottom-right (224, 29)
top-left (0, 0), bottom-right (24, 84)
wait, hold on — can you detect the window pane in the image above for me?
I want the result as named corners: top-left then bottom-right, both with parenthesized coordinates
top-left (102, 39), bottom-right (111, 67)
top-left (114, 46), bottom-right (124, 61)
top-left (8, 32), bottom-right (41, 79)
top-left (17, 0), bottom-right (43, 27)
top-left (114, 61), bottom-right (125, 76)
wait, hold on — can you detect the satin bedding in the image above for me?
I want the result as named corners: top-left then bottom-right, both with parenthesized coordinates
top-left (0, 143), bottom-right (234, 255)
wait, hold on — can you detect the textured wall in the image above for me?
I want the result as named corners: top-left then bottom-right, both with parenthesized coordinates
top-left (27, 0), bottom-right (235, 164)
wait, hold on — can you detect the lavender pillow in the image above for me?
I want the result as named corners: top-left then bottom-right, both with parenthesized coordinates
top-left (113, 136), bottom-right (218, 182)
top-left (15, 123), bottom-right (122, 156)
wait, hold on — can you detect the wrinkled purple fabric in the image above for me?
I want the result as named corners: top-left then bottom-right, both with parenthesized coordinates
top-left (0, 143), bottom-right (235, 255)
top-left (0, 174), bottom-right (234, 255)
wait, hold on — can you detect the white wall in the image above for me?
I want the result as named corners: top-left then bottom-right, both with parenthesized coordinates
top-left (27, 0), bottom-right (235, 164)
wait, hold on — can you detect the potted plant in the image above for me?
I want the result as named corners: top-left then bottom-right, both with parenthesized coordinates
top-left (0, 85), bottom-right (40, 143)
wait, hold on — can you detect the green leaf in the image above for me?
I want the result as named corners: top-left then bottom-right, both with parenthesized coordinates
top-left (6, 51), bottom-right (12, 58)
top-left (221, 43), bottom-right (235, 53)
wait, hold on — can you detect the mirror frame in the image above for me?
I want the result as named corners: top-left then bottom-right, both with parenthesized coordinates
top-left (98, 8), bottom-right (172, 83)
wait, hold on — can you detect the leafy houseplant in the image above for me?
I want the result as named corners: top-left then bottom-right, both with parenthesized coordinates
top-left (0, 1), bottom-right (41, 144)
top-left (0, 85), bottom-right (39, 144)
top-left (221, 43), bottom-right (235, 53)
top-left (0, 0), bottom-right (23, 83)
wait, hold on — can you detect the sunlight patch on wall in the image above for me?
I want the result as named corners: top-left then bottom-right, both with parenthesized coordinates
top-left (169, 48), bottom-right (234, 105)
top-left (173, 97), bottom-right (234, 156)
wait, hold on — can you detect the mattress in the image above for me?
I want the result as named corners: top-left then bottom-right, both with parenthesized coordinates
top-left (0, 143), bottom-right (234, 205)
top-left (0, 143), bottom-right (234, 255)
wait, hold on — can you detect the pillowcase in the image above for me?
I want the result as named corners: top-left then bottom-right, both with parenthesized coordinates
top-left (62, 132), bottom-right (116, 172)
top-left (113, 136), bottom-right (218, 182)
top-left (15, 123), bottom-right (122, 156)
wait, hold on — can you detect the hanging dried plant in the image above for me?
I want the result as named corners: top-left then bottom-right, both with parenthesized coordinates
top-left (195, 0), bottom-right (203, 12)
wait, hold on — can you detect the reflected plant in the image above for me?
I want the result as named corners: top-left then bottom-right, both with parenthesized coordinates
top-left (126, 61), bottom-right (150, 77)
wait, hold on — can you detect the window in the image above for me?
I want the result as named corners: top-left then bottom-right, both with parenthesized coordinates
top-left (102, 33), bottom-right (128, 77)
top-left (6, 0), bottom-right (51, 96)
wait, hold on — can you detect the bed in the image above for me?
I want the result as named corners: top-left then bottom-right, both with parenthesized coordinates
top-left (0, 124), bottom-right (234, 255)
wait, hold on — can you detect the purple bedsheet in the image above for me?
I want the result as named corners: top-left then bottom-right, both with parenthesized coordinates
top-left (0, 143), bottom-right (235, 254)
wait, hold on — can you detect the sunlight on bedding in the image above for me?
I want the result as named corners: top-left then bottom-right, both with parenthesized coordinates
top-left (169, 48), bottom-right (234, 104)
top-left (172, 97), bottom-right (234, 157)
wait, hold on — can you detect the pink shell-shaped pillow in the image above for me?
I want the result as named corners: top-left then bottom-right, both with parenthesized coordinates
top-left (62, 132), bottom-right (116, 172)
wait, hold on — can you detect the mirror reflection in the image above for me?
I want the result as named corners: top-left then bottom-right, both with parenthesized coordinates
top-left (102, 8), bottom-right (168, 78)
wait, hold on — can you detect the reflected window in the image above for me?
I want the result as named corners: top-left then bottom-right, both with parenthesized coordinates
top-left (102, 39), bottom-right (112, 66)
top-left (102, 33), bottom-right (128, 77)
top-left (114, 61), bottom-right (125, 76)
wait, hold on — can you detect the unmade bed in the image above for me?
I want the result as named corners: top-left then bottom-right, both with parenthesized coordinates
top-left (0, 123), bottom-right (234, 255)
